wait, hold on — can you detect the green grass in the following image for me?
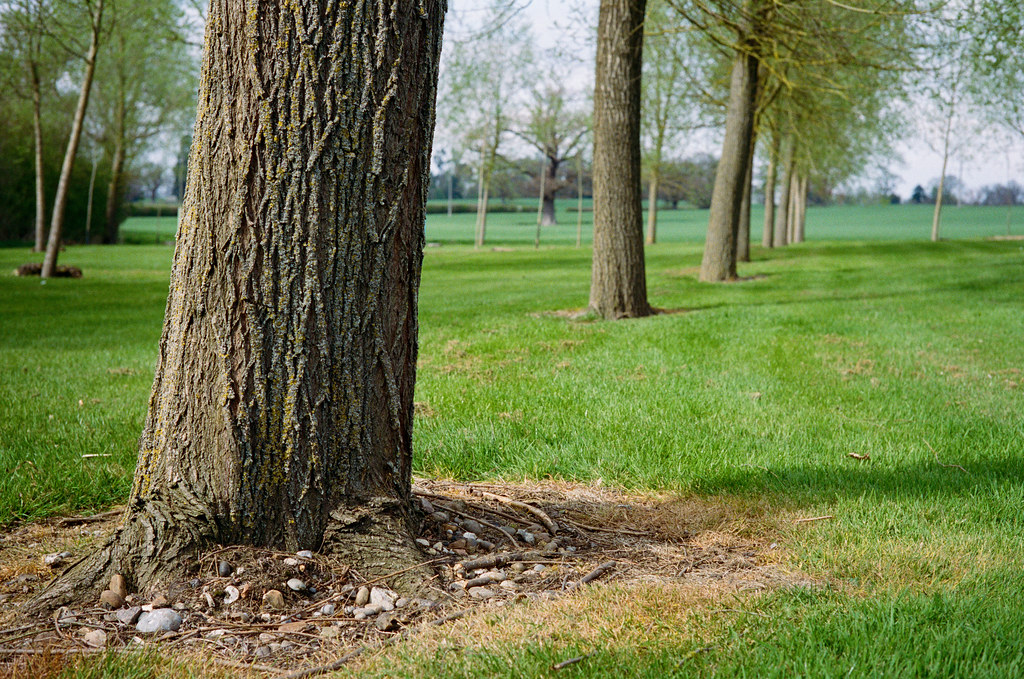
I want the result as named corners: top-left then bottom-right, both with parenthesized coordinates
top-left (2, 208), bottom-right (1023, 676)
top-left (118, 200), bottom-right (1023, 246)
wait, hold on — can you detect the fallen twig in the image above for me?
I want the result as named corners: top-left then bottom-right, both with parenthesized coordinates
top-left (552, 651), bottom-right (597, 670)
top-left (793, 515), bottom-right (834, 524)
top-left (471, 490), bottom-right (559, 534)
top-left (924, 440), bottom-right (969, 474)
top-left (423, 499), bottom-right (519, 547)
top-left (847, 452), bottom-right (870, 461)
top-left (568, 561), bottom-right (616, 589)
top-left (58, 508), bottom-right (122, 526)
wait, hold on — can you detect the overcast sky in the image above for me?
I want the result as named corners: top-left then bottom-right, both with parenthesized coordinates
top-left (513, 0), bottom-right (1024, 200)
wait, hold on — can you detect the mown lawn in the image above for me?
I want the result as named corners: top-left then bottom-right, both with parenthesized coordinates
top-left (1, 210), bottom-right (1022, 676)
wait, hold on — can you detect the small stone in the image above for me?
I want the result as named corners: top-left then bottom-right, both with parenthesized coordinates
top-left (43, 553), bottom-right (64, 567)
top-left (533, 564), bottom-right (547, 572)
top-left (478, 540), bottom-right (495, 551)
top-left (462, 520), bottom-right (483, 534)
top-left (116, 606), bottom-right (142, 625)
top-left (321, 603), bottom-right (336, 616)
top-left (151, 594), bottom-right (169, 608)
top-left (429, 511), bottom-right (450, 523)
top-left (500, 580), bottom-right (517, 591)
top-left (99, 590), bottom-right (124, 609)
top-left (83, 630), bottom-right (107, 648)
top-left (283, 557), bottom-right (299, 567)
top-left (203, 591), bottom-right (216, 609)
top-left (415, 538), bottom-right (431, 548)
top-left (517, 530), bottom-right (535, 544)
top-left (468, 587), bottom-right (496, 600)
top-left (296, 550), bottom-right (314, 559)
top-left (286, 578), bottom-right (306, 592)
top-left (355, 586), bottom-right (370, 606)
top-left (375, 613), bottom-right (400, 632)
top-left (432, 542), bottom-right (444, 551)
top-left (223, 585), bottom-right (240, 605)
top-left (395, 597), bottom-right (409, 609)
top-left (205, 629), bottom-right (227, 639)
top-left (255, 646), bottom-right (272, 659)
top-left (354, 611), bottom-right (367, 621)
top-left (462, 531), bottom-right (478, 540)
top-left (278, 621), bottom-right (307, 634)
top-left (136, 609), bottom-right (182, 633)
top-left (449, 539), bottom-right (467, 550)
top-left (109, 573), bottom-right (128, 599)
top-left (269, 643), bottom-right (283, 653)
top-left (263, 590), bottom-right (286, 610)
top-left (512, 562), bottom-right (527, 573)
top-left (370, 587), bottom-right (395, 611)
top-left (217, 561), bottom-right (233, 577)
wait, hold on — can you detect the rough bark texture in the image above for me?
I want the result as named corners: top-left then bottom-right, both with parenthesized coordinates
top-left (700, 49), bottom-right (758, 282)
top-left (761, 132), bottom-right (778, 248)
top-left (41, 0), bottom-right (104, 278)
top-left (588, 0), bottom-right (651, 319)
top-left (28, 0), bottom-right (445, 614)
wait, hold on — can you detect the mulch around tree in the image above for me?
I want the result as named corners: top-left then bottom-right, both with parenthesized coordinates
top-left (0, 481), bottom-right (811, 678)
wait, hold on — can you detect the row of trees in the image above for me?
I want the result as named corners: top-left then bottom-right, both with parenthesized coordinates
top-left (25, 0), bottom-right (1024, 613)
top-left (0, 0), bottom-right (195, 270)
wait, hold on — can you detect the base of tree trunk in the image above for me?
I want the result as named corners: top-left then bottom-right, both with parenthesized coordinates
top-left (23, 496), bottom-right (429, 617)
top-left (15, 262), bottom-right (82, 278)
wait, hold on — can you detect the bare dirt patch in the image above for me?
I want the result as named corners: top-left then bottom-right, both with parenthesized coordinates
top-left (0, 482), bottom-right (813, 678)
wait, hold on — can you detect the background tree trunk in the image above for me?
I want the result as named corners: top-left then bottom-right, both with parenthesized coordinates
top-left (736, 131), bottom-right (756, 263)
top-left (29, 0), bottom-right (445, 613)
top-left (774, 145), bottom-right (793, 248)
top-left (31, 64), bottom-right (46, 253)
top-left (541, 157), bottom-right (558, 226)
top-left (700, 49), bottom-right (758, 281)
top-left (103, 138), bottom-right (126, 244)
top-left (589, 0), bottom-right (651, 319)
top-left (794, 175), bottom-right (808, 243)
top-left (41, 0), bottom-right (104, 278)
top-left (762, 132), bottom-right (778, 248)
top-left (646, 172), bottom-right (659, 245)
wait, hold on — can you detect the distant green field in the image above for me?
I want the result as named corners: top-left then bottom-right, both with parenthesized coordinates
top-left (119, 201), bottom-right (1022, 246)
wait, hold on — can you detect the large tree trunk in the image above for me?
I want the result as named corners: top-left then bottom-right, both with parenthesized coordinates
top-left (31, 63), bottom-right (46, 253)
top-left (700, 49), bottom-right (758, 281)
top-left (103, 137), bottom-right (127, 244)
top-left (762, 131), bottom-right (778, 248)
top-left (28, 0), bottom-right (445, 614)
top-left (588, 0), bottom-right (651, 319)
top-left (41, 0), bottom-right (104, 278)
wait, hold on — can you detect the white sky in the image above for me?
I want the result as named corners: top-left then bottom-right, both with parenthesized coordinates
top-left (516, 0), bottom-right (1024, 200)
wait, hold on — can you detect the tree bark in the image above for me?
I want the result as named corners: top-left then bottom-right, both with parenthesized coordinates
top-left (588, 0), bottom-right (651, 319)
top-left (931, 112), bottom-right (953, 242)
top-left (31, 62), bottom-right (46, 253)
top-left (103, 137), bottom-right (126, 244)
top-left (41, 0), bottom-right (104, 278)
top-left (28, 0), bottom-right (445, 613)
top-left (761, 130), bottom-right (778, 248)
top-left (774, 143), bottom-right (793, 248)
top-left (700, 48), bottom-right (758, 281)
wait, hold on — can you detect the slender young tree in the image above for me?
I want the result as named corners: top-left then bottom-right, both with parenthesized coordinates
top-left (29, 0), bottom-right (445, 612)
top-left (40, 0), bottom-right (105, 278)
top-left (589, 0), bottom-right (652, 319)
